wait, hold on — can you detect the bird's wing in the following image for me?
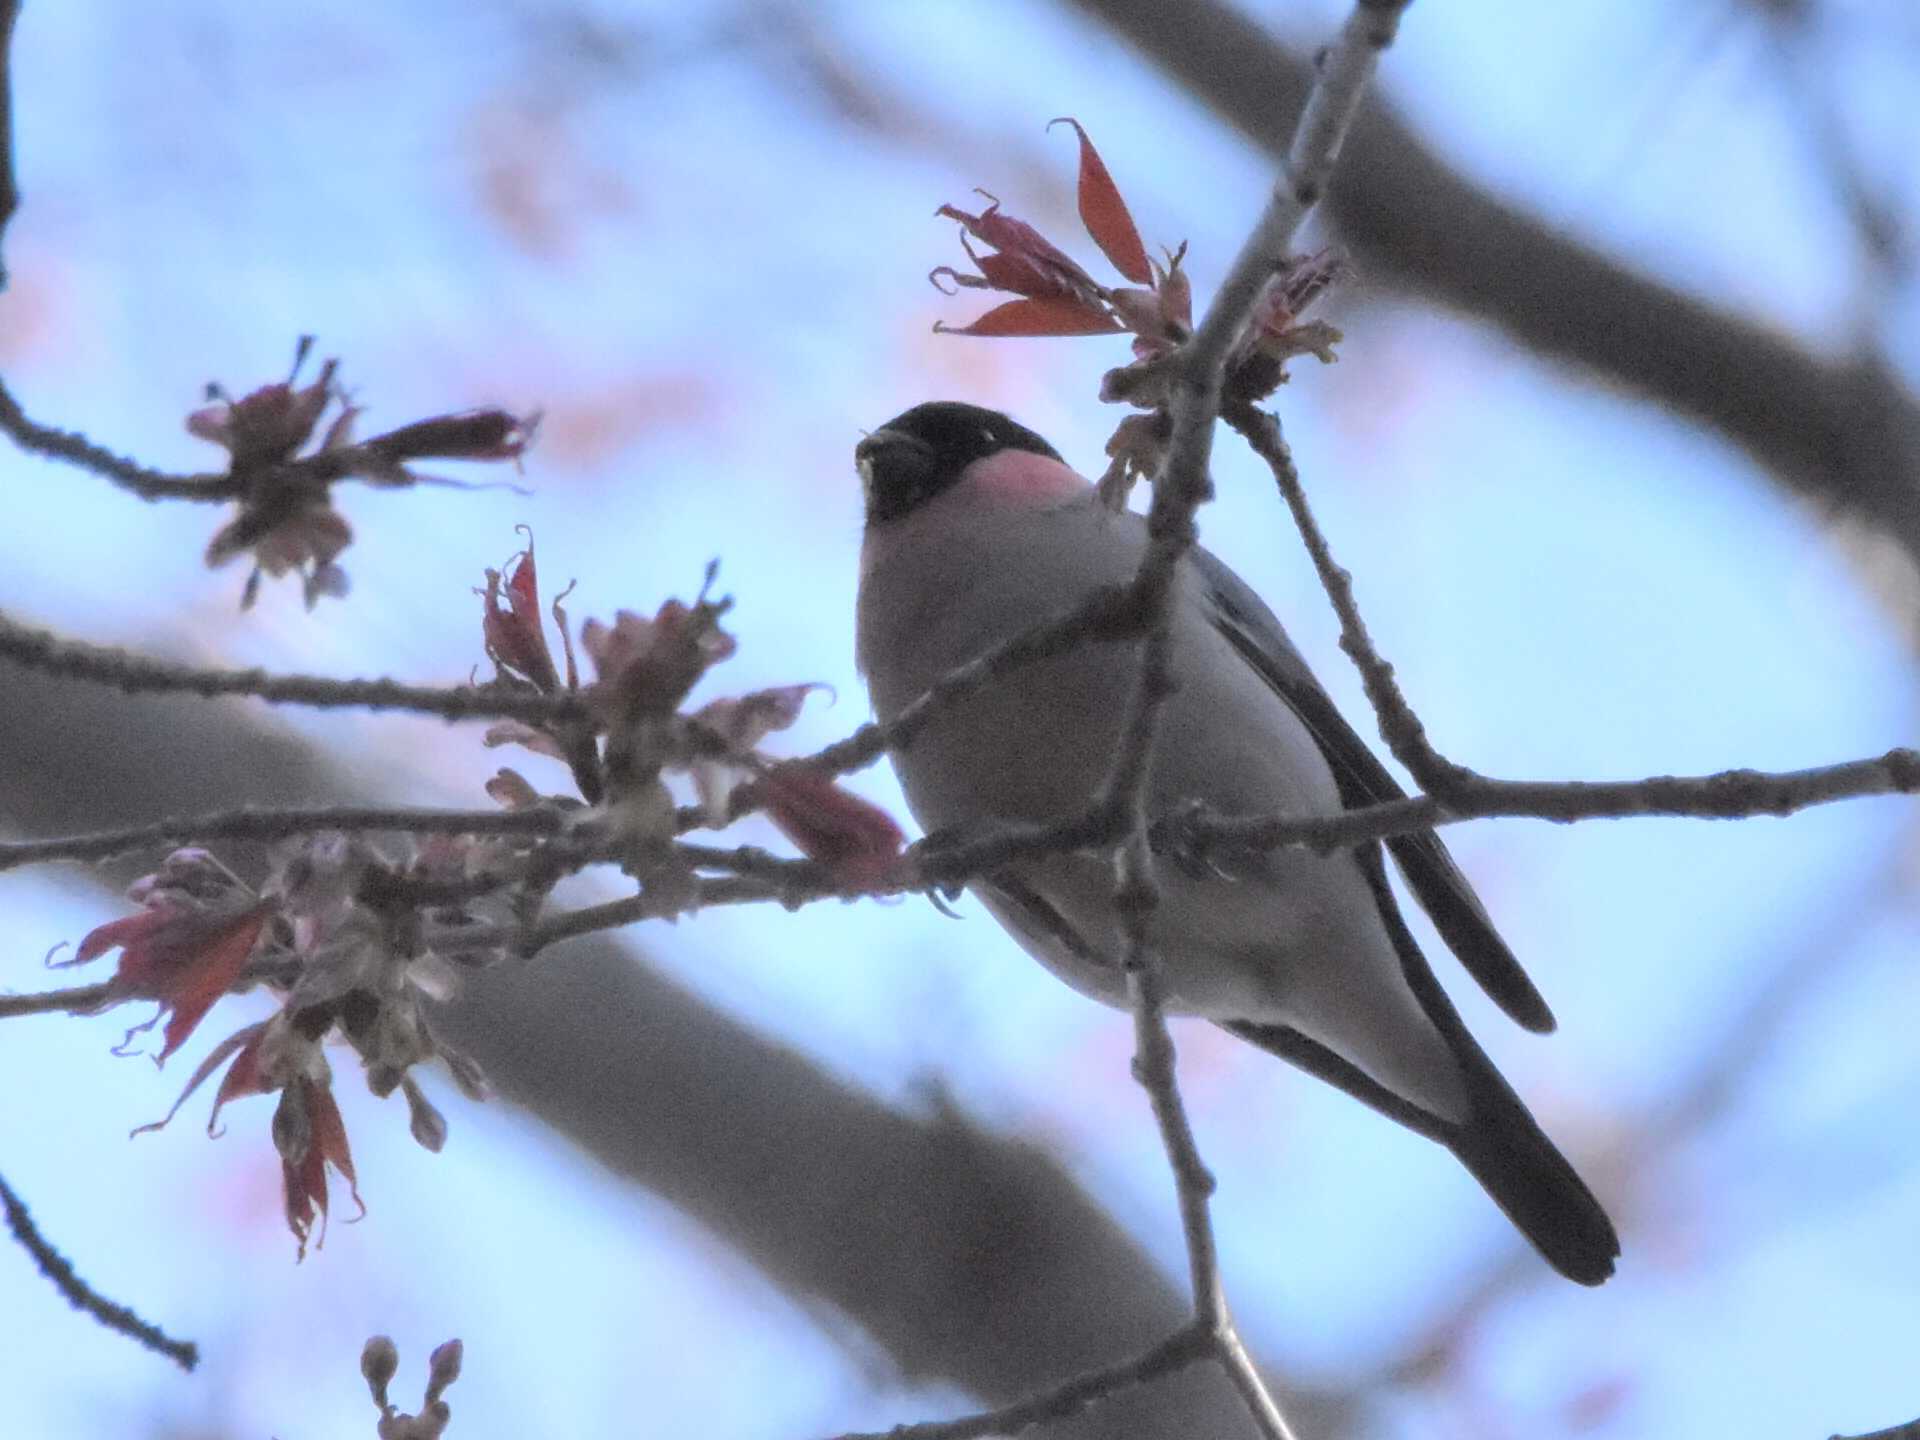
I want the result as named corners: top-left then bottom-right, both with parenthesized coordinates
top-left (1192, 547), bottom-right (1556, 1034)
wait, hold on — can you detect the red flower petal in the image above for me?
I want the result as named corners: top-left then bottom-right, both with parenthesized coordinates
top-left (147, 907), bottom-right (271, 1061)
top-left (756, 769), bottom-right (905, 888)
top-left (69, 903), bottom-right (272, 1059)
top-left (935, 297), bottom-right (1123, 338)
top-left (1050, 118), bottom-right (1152, 285)
top-left (482, 541), bottom-right (559, 691)
top-left (69, 910), bottom-right (171, 967)
top-left (935, 200), bottom-right (1103, 302)
top-left (286, 1076), bottom-right (364, 1260)
top-left (208, 1029), bottom-right (272, 1128)
top-left (130, 1020), bottom-right (270, 1139)
top-left (368, 409), bottom-right (535, 463)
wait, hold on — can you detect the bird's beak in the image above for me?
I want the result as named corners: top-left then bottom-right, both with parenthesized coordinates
top-left (855, 427), bottom-right (935, 509)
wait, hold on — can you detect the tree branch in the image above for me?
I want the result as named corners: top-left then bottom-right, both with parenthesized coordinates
top-left (827, 1326), bottom-right (1214, 1440)
top-left (1016, 6), bottom-right (1413, 1438)
top-left (0, 804), bottom-right (569, 873)
top-left (0, 1168), bottom-right (199, 1372)
top-left (0, 611), bottom-right (584, 725)
top-left (0, 379), bottom-right (240, 502)
top-left (1180, 747), bottom-right (1920, 857)
top-left (801, 582), bottom-right (1149, 777)
top-left (0, 979), bottom-right (111, 1019)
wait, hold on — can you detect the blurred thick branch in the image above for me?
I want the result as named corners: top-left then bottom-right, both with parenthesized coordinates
top-left (1068, 0), bottom-right (1920, 576)
top-left (1831, 1421), bottom-right (1920, 1440)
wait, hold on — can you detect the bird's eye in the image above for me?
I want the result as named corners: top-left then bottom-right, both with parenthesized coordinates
top-left (978, 427), bottom-right (998, 445)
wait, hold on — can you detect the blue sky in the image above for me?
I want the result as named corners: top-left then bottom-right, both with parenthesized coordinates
top-left (2, 2), bottom-right (1917, 1437)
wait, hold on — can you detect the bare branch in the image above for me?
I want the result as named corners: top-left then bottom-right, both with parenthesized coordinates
top-left (1024, 7), bottom-right (1416, 1438)
top-left (802, 582), bottom-right (1148, 777)
top-left (825, 1326), bottom-right (1212, 1440)
top-left (0, 378), bottom-right (240, 502)
top-left (1183, 748), bottom-right (1920, 857)
top-left (0, 1168), bottom-right (199, 1372)
top-left (0, 612), bottom-right (584, 725)
top-left (0, 804), bottom-right (568, 874)
top-left (1228, 401), bottom-right (1491, 792)
top-left (0, 979), bottom-right (112, 1020)
top-left (428, 874), bottom-right (794, 960)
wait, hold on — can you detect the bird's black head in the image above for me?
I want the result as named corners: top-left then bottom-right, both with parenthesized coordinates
top-left (855, 401), bottom-right (1061, 524)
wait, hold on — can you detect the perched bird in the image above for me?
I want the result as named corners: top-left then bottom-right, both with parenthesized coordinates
top-left (854, 400), bottom-right (1619, 1285)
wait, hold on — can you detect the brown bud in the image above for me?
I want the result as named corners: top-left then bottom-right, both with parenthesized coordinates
top-left (425, 1338), bottom-right (464, 1403)
top-left (361, 1334), bottom-right (399, 1409)
top-left (401, 1075), bottom-right (448, 1153)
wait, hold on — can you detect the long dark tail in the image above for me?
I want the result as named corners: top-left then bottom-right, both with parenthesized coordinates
top-left (1226, 1017), bottom-right (1618, 1285)
top-left (1221, 849), bottom-right (1619, 1286)
top-left (1441, 1048), bottom-right (1618, 1284)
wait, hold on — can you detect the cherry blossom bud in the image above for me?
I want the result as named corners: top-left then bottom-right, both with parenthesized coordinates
top-left (362, 1335), bottom-right (399, 1409)
top-left (401, 1074), bottom-right (448, 1154)
top-left (425, 1339), bottom-right (464, 1404)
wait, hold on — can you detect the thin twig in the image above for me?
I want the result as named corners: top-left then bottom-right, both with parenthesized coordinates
top-left (0, 804), bottom-right (570, 873)
top-left (1175, 747), bottom-right (1920, 855)
top-left (1028, 7), bottom-right (1414, 1439)
top-left (801, 583), bottom-right (1147, 776)
top-left (0, 379), bottom-right (240, 501)
top-left (0, 1169), bottom-right (200, 1372)
top-left (432, 873), bottom-right (791, 959)
top-left (0, 612), bottom-right (586, 725)
top-left (1226, 401), bottom-right (1464, 792)
top-left (1, 956), bottom-right (301, 1021)
top-left (823, 1324), bottom-right (1213, 1440)
top-left (0, 979), bottom-right (112, 1020)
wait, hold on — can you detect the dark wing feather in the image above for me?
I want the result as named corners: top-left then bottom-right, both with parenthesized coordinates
top-left (1193, 548), bottom-right (1556, 1034)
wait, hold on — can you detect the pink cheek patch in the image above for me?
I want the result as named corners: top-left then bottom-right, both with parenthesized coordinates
top-left (960, 449), bottom-right (1092, 508)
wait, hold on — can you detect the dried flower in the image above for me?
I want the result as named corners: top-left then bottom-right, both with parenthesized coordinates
top-left (363, 1335), bottom-right (463, 1440)
top-left (932, 122), bottom-right (1343, 415)
top-left (752, 768), bottom-right (908, 888)
top-left (687, 683), bottom-right (827, 820)
top-left (59, 889), bottom-right (272, 1060)
top-left (193, 338), bottom-right (537, 608)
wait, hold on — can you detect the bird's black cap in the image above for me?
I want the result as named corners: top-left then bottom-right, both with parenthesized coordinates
top-left (856, 401), bottom-right (1061, 524)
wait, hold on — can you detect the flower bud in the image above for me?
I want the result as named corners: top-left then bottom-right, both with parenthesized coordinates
top-left (401, 1075), bottom-right (448, 1153)
top-left (361, 1335), bottom-right (399, 1408)
top-left (425, 1338), bottom-right (464, 1404)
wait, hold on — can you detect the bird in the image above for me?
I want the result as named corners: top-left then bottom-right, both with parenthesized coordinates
top-left (853, 400), bottom-right (1619, 1285)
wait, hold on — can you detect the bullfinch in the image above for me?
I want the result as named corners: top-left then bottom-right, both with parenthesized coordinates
top-left (854, 400), bottom-right (1618, 1285)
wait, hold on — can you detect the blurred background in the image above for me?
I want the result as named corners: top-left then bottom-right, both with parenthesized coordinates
top-left (2, 1), bottom-right (1918, 1436)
